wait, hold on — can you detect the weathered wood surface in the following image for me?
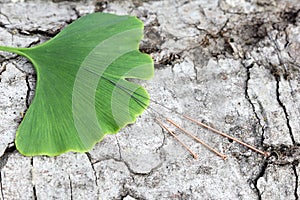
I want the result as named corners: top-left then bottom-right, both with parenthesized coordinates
top-left (0, 0), bottom-right (299, 199)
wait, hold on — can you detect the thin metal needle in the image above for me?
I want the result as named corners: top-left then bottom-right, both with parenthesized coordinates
top-left (183, 115), bottom-right (270, 157)
top-left (98, 74), bottom-right (269, 158)
top-left (167, 118), bottom-right (227, 160)
top-left (155, 118), bottom-right (199, 159)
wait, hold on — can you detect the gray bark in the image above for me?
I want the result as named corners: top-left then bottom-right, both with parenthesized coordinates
top-left (0, 0), bottom-right (299, 199)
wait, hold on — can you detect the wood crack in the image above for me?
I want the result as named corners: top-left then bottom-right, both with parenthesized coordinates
top-left (244, 63), bottom-right (265, 145)
top-left (85, 153), bottom-right (99, 187)
top-left (0, 21), bottom-right (6, 29)
top-left (71, 7), bottom-right (81, 20)
top-left (292, 164), bottom-right (299, 200)
top-left (25, 75), bottom-right (32, 109)
top-left (275, 75), bottom-right (296, 145)
top-left (115, 136), bottom-right (160, 176)
top-left (252, 161), bottom-right (268, 200)
top-left (32, 185), bottom-right (37, 200)
top-left (17, 28), bottom-right (58, 38)
top-left (0, 64), bottom-right (7, 82)
top-left (31, 158), bottom-right (37, 200)
top-left (115, 138), bottom-right (144, 175)
top-left (25, 75), bottom-right (31, 109)
top-left (68, 175), bottom-right (73, 200)
top-left (0, 10), bottom-right (12, 25)
top-left (0, 145), bottom-right (14, 200)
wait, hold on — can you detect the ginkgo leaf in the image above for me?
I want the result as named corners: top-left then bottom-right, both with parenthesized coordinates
top-left (0, 13), bottom-right (154, 156)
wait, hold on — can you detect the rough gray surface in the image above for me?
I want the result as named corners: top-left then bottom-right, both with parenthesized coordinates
top-left (0, 0), bottom-right (299, 199)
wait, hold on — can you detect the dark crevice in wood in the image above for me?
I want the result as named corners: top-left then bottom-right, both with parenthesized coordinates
top-left (68, 175), bottom-right (73, 200)
top-left (292, 163), bottom-right (299, 200)
top-left (31, 158), bottom-right (37, 200)
top-left (85, 153), bottom-right (98, 186)
top-left (244, 63), bottom-right (265, 146)
top-left (275, 75), bottom-right (296, 145)
top-left (252, 161), bottom-right (268, 200)
top-left (25, 75), bottom-right (31, 109)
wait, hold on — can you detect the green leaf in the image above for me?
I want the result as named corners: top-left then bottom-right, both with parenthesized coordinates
top-left (0, 13), bottom-right (154, 156)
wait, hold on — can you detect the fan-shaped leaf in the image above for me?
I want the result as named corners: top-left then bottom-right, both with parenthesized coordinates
top-left (0, 13), bottom-right (154, 156)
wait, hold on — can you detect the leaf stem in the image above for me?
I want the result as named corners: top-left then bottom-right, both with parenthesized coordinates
top-left (0, 46), bottom-right (26, 56)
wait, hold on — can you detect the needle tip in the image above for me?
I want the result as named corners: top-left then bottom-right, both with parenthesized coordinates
top-left (264, 152), bottom-right (271, 157)
top-left (222, 155), bottom-right (228, 160)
